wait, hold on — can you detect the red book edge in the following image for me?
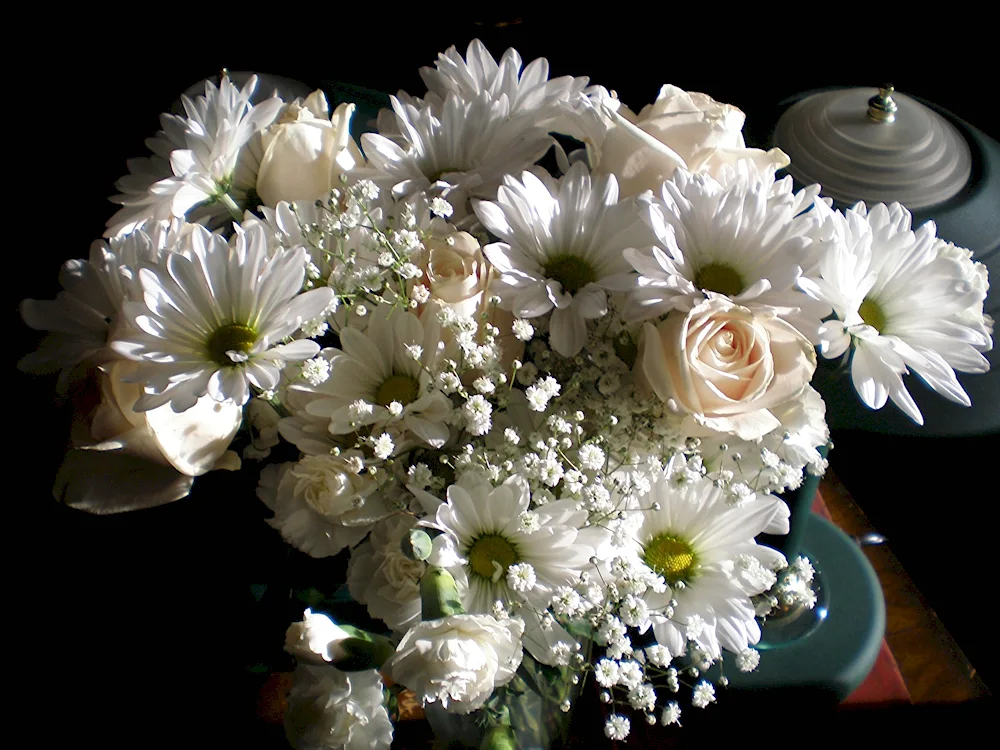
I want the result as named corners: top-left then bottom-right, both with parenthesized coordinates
top-left (811, 491), bottom-right (911, 705)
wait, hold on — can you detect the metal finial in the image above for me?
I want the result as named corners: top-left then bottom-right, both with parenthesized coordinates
top-left (867, 84), bottom-right (898, 123)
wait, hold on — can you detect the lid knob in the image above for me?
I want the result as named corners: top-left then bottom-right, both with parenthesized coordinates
top-left (867, 84), bottom-right (898, 123)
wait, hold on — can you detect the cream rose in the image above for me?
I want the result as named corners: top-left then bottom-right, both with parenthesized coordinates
top-left (256, 90), bottom-right (364, 207)
top-left (592, 85), bottom-right (789, 197)
top-left (385, 614), bottom-right (524, 715)
top-left (258, 453), bottom-right (395, 558)
top-left (422, 224), bottom-right (488, 318)
top-left (417, 222), bottom-right (524, 369)
top-left (54, 360), bottom-right (242, 513)
top-left (637, 297), bottom-right (816, 441)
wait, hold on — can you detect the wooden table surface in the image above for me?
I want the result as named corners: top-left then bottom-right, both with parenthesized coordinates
top-left (818, 472), bottom-right (990, 704)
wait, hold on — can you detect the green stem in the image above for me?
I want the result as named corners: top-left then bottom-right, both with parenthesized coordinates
top-left (480, 724), bottom-right (517, 750)
top-left (420, 566), bottom-right (466, 620)
top-left (219, 192), bottom-right (243, 222)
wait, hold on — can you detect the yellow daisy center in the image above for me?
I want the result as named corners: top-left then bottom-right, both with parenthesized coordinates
top-left (206, 323), bottom-right (258, 366)
top-left (467, 534), bottom-right (520, 581)
top-left (543, 253), bottom-right (598, 295)
top-left (858, 297), bottom-right (887, 333)
top-left (374, 374), bottom-right (420, 407)
top-left (643, 533), bottom-right (697, 585)
top-left (695, 262), bottom-right (744, 297)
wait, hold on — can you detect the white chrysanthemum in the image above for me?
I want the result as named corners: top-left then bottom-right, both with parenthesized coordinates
top-left (107, 75), bottom-right (282, 237)
top-left (766, 385), bottom-right (830, 477)
top-left (112, 222), bottom-right (333, 411)
top-left (290, 306), bottom-right (452, 449)
top-left (698, 385), bottom-right (830, 494)
top-left (799, 201), bottom-right (993, 425)
top-left (624, 470), bottom-right (788, 660)
top-left (622, 167), bottom-right (831, 341)
top-left (385, 614), bottom-right (523, 715)
top-left (421, 474), bottom-right (606, 664)
top-left (244, 398), bottom-right (282, 459)
top-left (284, 665), bottom-right (393, 750)
top-left (257, 455), bottom-right (396, 558)
top-left (474, 161), bottom-right (652, 356)
top-left (19, 221), bottom-right (185, 391)
top-left (347, 514), bottom-right (427, 632)
top-left (418, 39), bottom-right (589, 127)
top-left (356, 91), bottom-right (553, 216)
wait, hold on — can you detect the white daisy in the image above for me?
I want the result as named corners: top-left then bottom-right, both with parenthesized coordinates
top-left (473, 161), bottom-right (652, 357)
top-left (111, 222), bottom-right (333, 411)
top-left (276, 359), bottom-right (354, 457)
top-left (105, 114), bottom-right (189, 236)
top-left (800, 201), bottom-right (993, 424)
top-left (622, 167), bottom-right (831, 341)
top-left (355, 91), bottom-right (553, 218)
top-left (290, 306), bottom-right (452, 449)
top-left (624, 470), bottom-right (788, 660)
top-left (418, 39), bottom-right (589, 127)
top-left (106, 74), bottom-right (282, 237)
top-left (19, 221), bottom-right (186, 391)
top-left (421, 474), bottom-right (606, 661)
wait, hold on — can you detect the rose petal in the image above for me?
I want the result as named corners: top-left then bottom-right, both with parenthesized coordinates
top-left (145, 394), bottom-right (243, 476)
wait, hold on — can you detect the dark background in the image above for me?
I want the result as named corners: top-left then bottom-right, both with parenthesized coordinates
top-left (11, 14), bottom-right (994, 745)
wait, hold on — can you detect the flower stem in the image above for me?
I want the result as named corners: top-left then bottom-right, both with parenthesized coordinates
top-left (420, 566), bottom-right (466, 620)
top-left (480, 724), bottom-right (516, 750)
top-left (219, 192), bottom-right (243, 222)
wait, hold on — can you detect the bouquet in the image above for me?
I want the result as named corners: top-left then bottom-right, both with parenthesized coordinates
top-left (19, 40), bottom-right (993, 747)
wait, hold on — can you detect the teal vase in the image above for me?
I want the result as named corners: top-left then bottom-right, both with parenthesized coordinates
top-left (424, 653), bottom-right (582, 750)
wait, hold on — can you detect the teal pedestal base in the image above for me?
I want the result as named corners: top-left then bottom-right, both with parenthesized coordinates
top-left (726, 513), bottom-right (886, 704)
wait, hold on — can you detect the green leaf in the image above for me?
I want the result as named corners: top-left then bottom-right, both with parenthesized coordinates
top-left (334, 625), bottom-right (397, 671)
top-left (561, 618), bottom-right (595, 643)
top-left (401, 529), bottom-right (434, 561)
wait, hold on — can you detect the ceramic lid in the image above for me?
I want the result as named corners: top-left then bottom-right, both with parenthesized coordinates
top-left (773, 86), bottom-right (972, 210)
